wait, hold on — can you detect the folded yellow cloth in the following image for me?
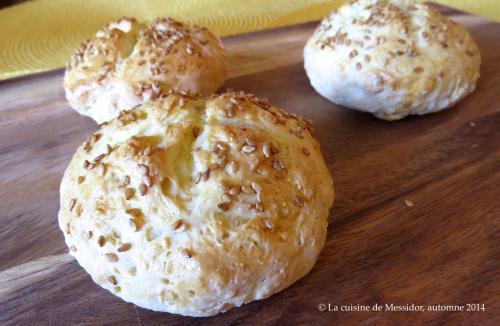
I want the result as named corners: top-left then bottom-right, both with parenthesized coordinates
top-left (0, 0), bottom-right (498, 81)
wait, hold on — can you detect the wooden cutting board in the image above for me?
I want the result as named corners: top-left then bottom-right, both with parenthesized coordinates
top-left (0, 5), bottom-right (499, 325)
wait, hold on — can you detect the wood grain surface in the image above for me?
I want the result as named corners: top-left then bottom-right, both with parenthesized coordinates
top-left (0, 5), bottom-right (499, 325)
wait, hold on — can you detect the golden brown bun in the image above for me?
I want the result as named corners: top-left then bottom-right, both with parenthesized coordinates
top-left (64, 17), bottom-right (228, 123)
top-left (58, 91), bottom-right (334, 316)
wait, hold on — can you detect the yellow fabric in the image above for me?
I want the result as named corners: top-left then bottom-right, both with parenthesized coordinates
top-left (0, 0), bottom-right (498, 81)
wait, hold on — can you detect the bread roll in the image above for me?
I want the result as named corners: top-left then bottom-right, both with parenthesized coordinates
top-left (304, 0), bottom-right (481, 120)
top-left (58, 91), bottom-right (334, 316)
top-left (64, 17), bottom-right (228, 124)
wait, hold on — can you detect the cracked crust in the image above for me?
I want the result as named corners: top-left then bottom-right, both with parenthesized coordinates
top-left (58, 91), bottom-right (334, 316)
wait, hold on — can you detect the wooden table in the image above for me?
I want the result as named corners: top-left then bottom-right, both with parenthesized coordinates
top-left (1, 5), bottom-right (499, 325)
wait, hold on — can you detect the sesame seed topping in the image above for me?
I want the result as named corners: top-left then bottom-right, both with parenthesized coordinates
top-left (404, 199), bottom-right (414, 207)
top-left (117, 243), bottom-right (132, 252)
top-left (105, 253), bottom-right (118, 262)
top-left (97, 163), bottom-right (106, 177)
top-left (138, 184), bottom-right (147, 196)
top-left (83, 160), bottom-right (91, 169)
top-left (302, 148), bottom-right (310, 156)
top-left (138, 164), bottom-right (149, 175)
top-left (106, 144), bottom-right (112, 154)
top-left (201, 170), bottom-right (209, 182)
top-left (469, 121), bottom-right (477, 128)
top-left (414, 66), bottom-right (424, 73)
top-left (228, 186), bottom-right (241, 196)
top-left (262, 218), bottom-right (273, 229)
top-left (107, 276), bottom-right (117, 285)
top-left (125, 208), bottom-right (142, 216)
top-left (272, 160), bottom-right (286, 171)
top-left (181, 248), bottom-right (193, 258)
top-left (241, 185), bottom-right (255, 194)
top-left (69, 198), bottom-right (77, 211)
top-left (349, 50), bottom-right (358, 59)
top-left (356, 62), bottom-right (362, 70)
top-left (122, 175), bottom-right (131, 186)
top-left (143, 175), bottom-right (153, 187)
top-left (124, 188), bottom-right (135, 200)
top-left (98, 235), bottom-right (106, 247)
top-left (171, 219), bottom-right (187, 231)
top-left (241, 145), bottom-right (256, 154)
top-left (262, 143), bottom-right (271, 158)
top-left (251, 182), bottom-right (262, 193)
top-left (94, 154), bottom-right (105, 162)
top-left (217, 202), bottom-right (230, 211)
top-left (77, 176), bottom-right (85, 184)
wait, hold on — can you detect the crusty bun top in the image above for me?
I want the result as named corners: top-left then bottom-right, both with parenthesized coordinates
top-left (58, 91), bottom-right (334, 317)
top-left (64, 17), bottom-right (228, 124)
top-left (304, 0), bottom-right (481, 120)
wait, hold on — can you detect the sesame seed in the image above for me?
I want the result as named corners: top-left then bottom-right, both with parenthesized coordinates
top-left (217, 202), bottom-right (230, 211)
top-left (193, 172), bottom-right (202, 184)
top-left (272, 160), bottom-right (285, 171)
top-left (349, 50), bottom-right (358, 59)
top-left (251, 182), bottom-right (262, 193)
top-left (77, 176), bottom-right (85, 184)
top-left (262, 218), bottom-right (273, 229)
top-left (255, 201), bottom-right (264, 212)
top-left (83, 160), bottom-right (90, 169)
top-left (129, 217), bottom-right (142, 232)
top-left (94, 154), bottom-right (105, 162)
top-left (270, 144), bottom-right (279, 154)
top-left (97, 163), bottom-right (106, 177)
top-left (69, 198), bottom-right (77, 211)
top-left (98, 235), bottom-right (106, 247)
top-left (117, 243), bottom-right (132, 252)
top-left (241, 185), bottom-right (255, 194)
top-left (107, 275), bottom-right (117, 285)
top-left (143, 146), bottom-right (152, 156)
top-left (469, 121), bottom-right (477, 128)
top-left (222, 194), bottom-right (231, 202)
top-left (122, 175), bottom-right (131, 186)
top-left (262, 143), bottom-right (271, 158)
top-left (143, 175), bottom-right (153, 187)
top-left (302, 147), bottom-right (310, 156)
top-left (125, 208), bottom-right (142, 217)
top-left (404, 199), bottom-right (414, 207)
top-left (201, 170), bottom-right (209, 181)
top-left (414, 66), bottom-right (424, 73)
top-left (105, 253), bottom-right (118, 262)
top-left (124, 188), bottom-right (135, 200)
top-left (228, 186), bottom-right (241, 196)
top-left (181, 248), bottom-right (193, 258)
top-left (138, 183), bottom-right (147, 196)
top-left (171, 219), bottom-right (186, 231)
top-left (65, 223), bottom-right (70, 234)
top-left (356, 62), bottom-right (362, 70)
top-left (106, 144), bottom-right (112, 154)
top-left (138, 164), bottom-right (149, 175)
top-left (364, 55), bottom-right (371, 63)
top-left (241, 145), bottom-right (256, 154)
